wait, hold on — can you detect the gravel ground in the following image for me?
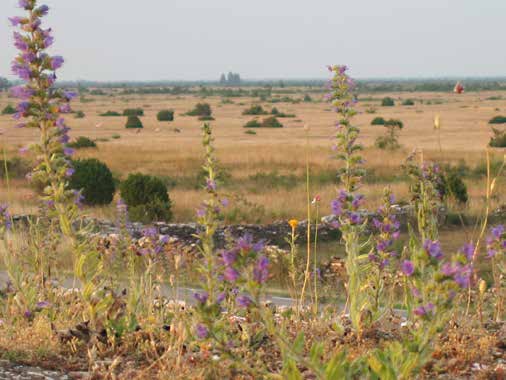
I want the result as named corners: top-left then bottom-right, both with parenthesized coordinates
top-left (0, 360), bottom-right (88, 380)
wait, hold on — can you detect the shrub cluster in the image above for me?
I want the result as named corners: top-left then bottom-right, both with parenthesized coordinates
top-left (74, 110), bottom-right (85, 118)
top-left (489, 127), bottom-right (506, 148)
top-left (67, 136), bottom-right (96, 149)
top-left (243, 116), bottom-right (283, 128)
top-left (125, 115), bottom-right (143, 129)
top-left (242, 105), bottom-right (267, 115)
top-left (123, 108), bottom-right (144, 116)
top-left (489, 115), bottom-right (506, 124)
top-left (371, 116), bottom-right (386, 125)
top-left (100, 110), bottom-right (121, 117)
top-left (186, 103), bottom-right (212, 117)
top-left (157, 109), bottom-right (174, 121)
top-left (68, 158), bottom-right (115, 205)
top-left (1, 104), bottom-right (16, 115)
top-left (402, 99), bottom-right (415, 106)
top-left (381, 97), bottom-right (395, 106)
top-left (119, 173), bottom-right (172, 222)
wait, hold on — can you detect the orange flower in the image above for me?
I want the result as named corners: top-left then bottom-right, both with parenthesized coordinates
top-left (288, 219), bottom-right (298, 230)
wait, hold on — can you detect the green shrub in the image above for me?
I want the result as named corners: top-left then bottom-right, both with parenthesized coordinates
top-left (303, 94), bottom-right (312, 102)
top-left (271, 107), bottom-right (279, 115)
top-left (123, 108), bottom-right (144, 116)
top-left (261, 116), bottom-right (283, 128)
top-left (242, 105), bottom-right (267, 115)
top-left (489, 116), bottom-right (506, 124)
top-left (384, 119), bottom-right (404, 129)
top-left (186, 103), bottom-right (212, 117)
top-left (111, 134), bottom-right (121, 139)
top-left (119, 173), bottom-right (172, 222)
top-left (371, 117), bottom-right (386, 125)
top-left (1, 105), bottom-right (16, 115)
top-left (67, 136), bottom-right (97, 149)
top-left (157, 109), bottom-right (174, 121)
top-left (444, 170), bottom-right (468, 204)
top-left (100, 110), bottom-right (121, 117)
top-left (0, 157), bottom-right (30, 179)
top-left (74, 110), bottom-right (85, 118)
top-left (365, 107), bottom-right (376, 114)
top-left (489, 128), bottom-right (506, 148)
top-left (245, 130), bottom-right (257, 135)
top-left (381, 97), bottom-right (395, 107)
top-left (376, 119), bottom-right (404, 150)
top-left (68, 158), bottom-right (115, 205)
top-left (198, 115), bottom-right (215, 121)
top-left (125, 115), bottom-right (143, 129)
top-left (244, 119), bottom-right (262, 128)
top-left (402, 99), bottom-right (415, 106)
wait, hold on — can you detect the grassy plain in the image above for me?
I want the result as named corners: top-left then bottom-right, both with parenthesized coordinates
top-left (0, 89), bottom-right (504, 223)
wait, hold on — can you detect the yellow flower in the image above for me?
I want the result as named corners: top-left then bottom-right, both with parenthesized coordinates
top-left (434, 114), bottom-right (441, 130)
top-left (288, 219), bottom-right (298, 230)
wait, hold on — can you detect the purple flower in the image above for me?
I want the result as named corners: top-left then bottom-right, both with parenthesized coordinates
top-left (224, 266), bottom-right (239, 282)
top-left (63, 147), bottom-right (74, 156)
top-left (35, 4), bottom-right (49, 16)
top-left (414, 302), bottom-right (435, 317)
top-left (423, 239), bottom-right (443, 260)
top-left (441, 262), bottom-right (457, 277)
top-left (193, 292), bottom-right (208, 305)
top-left (63, 91), bottom-right (77, 101)
top-left (195, 323), bottom-right (208, 339)
top-left (217, 292), bottom-right (226, 304)
top-left (253, 256), bottom-right (269, 284)
top-left (35, 301), bottom-right (50, 309)
top-left (65, 168), bottom-right (75, 177)
top-left (221, 250), bottom-right (237, 266)
top-left (196, 208), bottom-right (205, 218)
top-left (331, 199), bottom-right (343, 216)
top-left (11, 62), bottom-right (31, 80)
top-left (491, 225), bottom-right (504, 239)
top-left (50, 56), bottom-right (64, 70)
top-left (351, 194), bottom-right (364, 209)
top-left (43, 35), bottom-right (54, 48)
top-left (401, 260), bottom-right (414, 276)
top-left (13, 32), bottom-right (29, 51)
top-left (9, 17), bottom-right (24, 26)
top-left (18, 0), bottom-right (31, 9)
top-left (236, 295), bottom-right (252, 308)
top-left (10, 85), bottom-right (34, 99)
top-left (459, 242), bottom-right (474, 261)
top-left (349, 212), bottom-right (362, 225)
top-left (142, 227), bottom-right (158, 239)
top-left (206, 179), bottom-right (216, 191)
top-left (59, 103), bottom-right (72, 113)
top-left (220, 198), bottom-right (229, 207)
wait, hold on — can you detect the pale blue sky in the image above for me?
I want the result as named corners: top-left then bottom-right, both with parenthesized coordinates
top-left (1, 0), bottom-right (505, 81)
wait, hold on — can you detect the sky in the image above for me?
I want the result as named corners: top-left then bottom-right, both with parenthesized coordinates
top-left (1, 0), bottom-right (505, 81)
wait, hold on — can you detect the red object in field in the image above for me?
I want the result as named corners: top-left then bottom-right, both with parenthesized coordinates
top-left (454, 82), bottom-right (464, 94)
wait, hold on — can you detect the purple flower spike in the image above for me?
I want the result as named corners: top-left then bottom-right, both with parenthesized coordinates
top-left (195, 323), bottom-right (208, 339)
top-left (423, 239), bottom-right (443, 260)
top-left (193, 292), bottom-right (208, 305)
top-left (253, 256), bottom-right (269, 284)
top-left (236, 295), bottom-right (252, 308)
top-left (460, 242), bottom-right (475, 261)
top-left (50, 56), bottom-right (64, 70)
top-left (401, 260), bottom-right (414, 276)
top-left (224, 266), bottom-right (239, 282)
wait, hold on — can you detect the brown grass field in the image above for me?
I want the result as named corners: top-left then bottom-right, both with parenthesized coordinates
top-left (0, 89), bottom-right (504, 223)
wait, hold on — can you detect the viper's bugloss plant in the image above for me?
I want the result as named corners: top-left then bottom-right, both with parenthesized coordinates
top-left (326, 64), bottom-right (369, 333)
top-left (486, 224), bottom-right (505, 320)
top-left (9, 0), bottom-right (112, 332)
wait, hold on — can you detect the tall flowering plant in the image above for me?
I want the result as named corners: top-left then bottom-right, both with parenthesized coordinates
top-left (10, 0), bottom-right (78, 236)
top-left (326, 65), bottom-right (369, 333)
top-left (9, 0), bottom-right (111, 331)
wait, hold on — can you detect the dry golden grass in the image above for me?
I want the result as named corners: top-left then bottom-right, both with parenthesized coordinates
top-left (0, 90), bottom-right (504, 222)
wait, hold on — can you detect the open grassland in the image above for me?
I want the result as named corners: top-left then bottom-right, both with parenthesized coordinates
top-left (0, 89), bottom-right (504, 223)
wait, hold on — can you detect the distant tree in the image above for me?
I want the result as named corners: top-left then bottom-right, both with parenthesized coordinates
top-left (186, 103), bottom-right (212, 117)
top-left (381, 97), bottom-right (395, 107)
top-left (0, 77), bottom-right (9, 92)
top-left (219, 73), bottom-right (227, 84)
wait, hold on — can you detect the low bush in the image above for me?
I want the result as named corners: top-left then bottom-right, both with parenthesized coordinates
top-left (67, 136), bottom-right (96, 149)
top-left (242, 105), bottom-right (267, 115)
top-left (489, 127), bottom-right (506, 148)
top-left (125, 115), bottom-right (143, 129)
top-left (123, 108), bottom-right (144, 116)
top-left (402, 99), bottom-right (415, 106)
top-left (381, 97), bottom-right (395, 106)
top-left (119, 173), bottom-right (172, 222)
top-left (157, 109), bottom-right (174, 122)
top-left (371, 116), bottom-right (386, 125)
top-left (243, 119), bottom-right (262, 128)
top-left (1, 104), bottom-right (16, 115)
top-left (68, 158), bottom-right (115, 205)
top-left (198, 115), bottom-right (215, 121)
top-left (444, 170), bottom-right (468, 204)
top-left (74, 110), bottom-right (85, 118)
top-left (489, 115), bottom-right (506, 124)
top-left (303, 94), bottom-right (312, 102)
top-left (100, 110), bottom-right (121, 117)
top-left (245, 130), bottom-right (257, 135)
top-left (0, 157), bottom-right (31, 179)
top-left (186, 103), bottom-right (212, 117)
top-left (260, 116), bottom-right (283, 128)
top-left (111, 134), bottom-right (121, 139)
